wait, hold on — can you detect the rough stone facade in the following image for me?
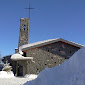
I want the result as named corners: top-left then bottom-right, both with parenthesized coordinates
top-left (18, 18), bottom-right (29, 48)
top-left (25, 41), bottom-right (80, 74)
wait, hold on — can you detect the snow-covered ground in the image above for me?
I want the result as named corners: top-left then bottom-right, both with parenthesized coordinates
top-left (0, 77), bottom-right (33, 85)
top-left (24, 47), bottom-right (85, 85)
top-left (0, 71), bottom-right (14, 78)
top-left (0, 74), bottom-right (37, 85)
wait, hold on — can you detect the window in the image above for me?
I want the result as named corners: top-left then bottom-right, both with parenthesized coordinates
top-left (59, 49), bottom-right (61, 51)
top-left (37, 68), bottom-right (39, 70)
top-left (54, 62), bottom-right (56, 64)
top-left (23, 25), bottom-right (26, 30)
top-left (48, 50), bottom-right (49, 52)
top-left (45, 64), bottom-right (47, 65)
top-left (23, 52), bottom-right (26, 57)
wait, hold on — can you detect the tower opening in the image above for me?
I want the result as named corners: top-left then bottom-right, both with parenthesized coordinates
top-left (23, 25), bottom-right (26, 30)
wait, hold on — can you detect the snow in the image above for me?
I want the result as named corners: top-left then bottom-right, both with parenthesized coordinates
top-left (11, 54), bottom-right (33, 61)
top-left (19, 38), bottom-right (83, 55)
top-left (0, 74), bottom-right (37, 85)
top-left (24, 47), bottom-right (85, 85)
top-left (11, 54), bottom-right (23, 59)
top-left (0, 71), bottom-right (14, 78)
top-left (24, 74), bottom-right (37, 79)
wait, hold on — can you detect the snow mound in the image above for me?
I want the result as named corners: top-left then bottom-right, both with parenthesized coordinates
top-left (24, 47), bottom-right (85, 85)
top-left (0, 71), bottom-right (14, 78)
top-left (11, 54), bottom-right (23, 59)
top-left (24, 74), bottom-right (37, 79)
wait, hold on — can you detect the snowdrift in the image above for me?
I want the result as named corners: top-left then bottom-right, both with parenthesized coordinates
top-left (24, 47), bottom-right (85, 85)
top-left (0, 71), bottom-right (14, 78)
top-left (24, 74), bottom-right (37, 79)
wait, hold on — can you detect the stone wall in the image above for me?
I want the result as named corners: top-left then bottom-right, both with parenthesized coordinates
top-left (18, 18), bottom-right (29, 48)
top-left (26, 41), bottom-right (80, 74)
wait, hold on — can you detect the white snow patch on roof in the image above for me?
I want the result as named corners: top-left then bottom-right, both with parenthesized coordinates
top-left (19, 38), bottom-right (84, 54)
top-left (11, 54), bottom-right (33, 61)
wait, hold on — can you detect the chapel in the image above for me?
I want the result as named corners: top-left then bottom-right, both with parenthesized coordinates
top-left (3, 18), bottom-right (84, 76)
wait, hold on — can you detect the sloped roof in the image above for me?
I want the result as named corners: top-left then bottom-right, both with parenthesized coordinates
top-left (19, 38), bottom-right (84, 54)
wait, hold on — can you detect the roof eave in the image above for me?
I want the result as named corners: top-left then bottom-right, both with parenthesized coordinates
top-left (19, 38), bottom-right (84, 54)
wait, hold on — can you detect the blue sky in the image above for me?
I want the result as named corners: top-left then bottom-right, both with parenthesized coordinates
top-left (0, 0), bottom-right (85, 57)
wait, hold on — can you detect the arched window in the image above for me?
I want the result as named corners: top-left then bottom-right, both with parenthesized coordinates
top-left (23, 25), bottom-right (26, 30)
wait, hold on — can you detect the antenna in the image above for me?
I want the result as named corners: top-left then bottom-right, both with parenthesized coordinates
top-left (25, 4), bottom-right (35, 19)
top-left (24, 4), bottom-right (35, 42)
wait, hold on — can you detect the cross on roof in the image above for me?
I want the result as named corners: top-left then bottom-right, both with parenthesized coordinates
top-left (25, 4), bottom-right (34, 19)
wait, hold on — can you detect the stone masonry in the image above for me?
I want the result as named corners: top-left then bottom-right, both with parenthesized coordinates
top-left (25, 41), bottom-right (80, 74)
top-left (18, 18), bottom-right (29, 48)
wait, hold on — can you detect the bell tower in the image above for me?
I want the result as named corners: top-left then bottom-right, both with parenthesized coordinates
top-left (18, 18), bottom-right (29, 48)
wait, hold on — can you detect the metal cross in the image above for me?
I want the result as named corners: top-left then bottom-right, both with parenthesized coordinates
top-left (25, 4), bottom-right (34, 19)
